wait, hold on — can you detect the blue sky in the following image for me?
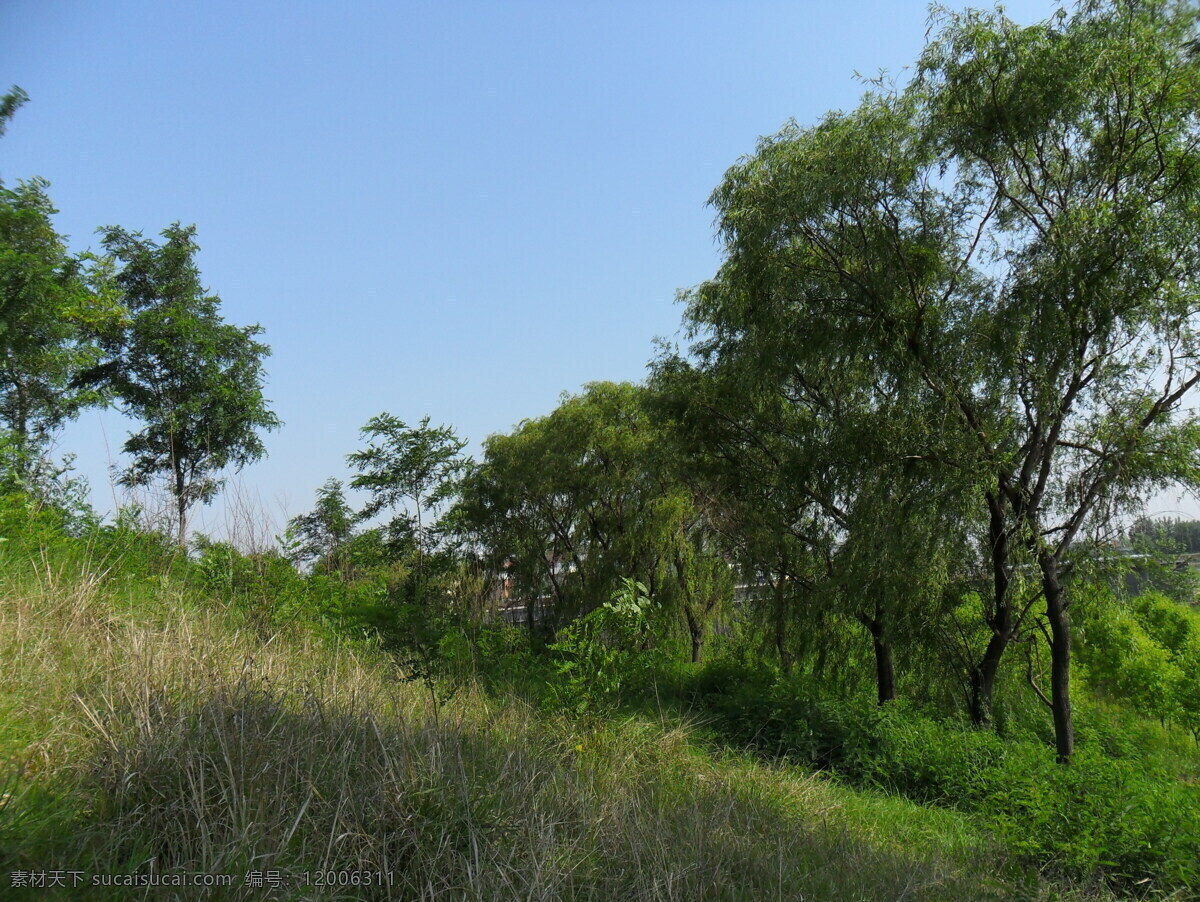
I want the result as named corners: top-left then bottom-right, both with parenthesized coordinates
top-left (11, 0), bottom-right (1188, 538)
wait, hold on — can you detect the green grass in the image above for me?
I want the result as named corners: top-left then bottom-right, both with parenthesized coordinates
top-left (0, 528), bottom-right (1089, 901)
top-left (677, 655), bottom-right (1200, 898)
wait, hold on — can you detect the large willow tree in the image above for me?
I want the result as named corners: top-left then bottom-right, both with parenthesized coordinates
top-left (680, 0), bottom-right (1200, 762)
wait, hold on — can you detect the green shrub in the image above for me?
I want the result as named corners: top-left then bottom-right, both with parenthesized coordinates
top-left (549, 578), bottom-right (667, 714)
top-left (980, 746), bottom-right (1200, 889)
top-left (689, 664), bottom-right (1200, 893)
top-left (470, 625), bottom-right (552, 698)
top-left (191, 536), bottom-right (312, 635)
top-left (864, 709), bottom-right (1006, 804)
top-left (1133, 591), bottom-right (1197, 656)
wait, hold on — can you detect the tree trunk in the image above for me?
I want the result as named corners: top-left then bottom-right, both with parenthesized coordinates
top-left (969, 632), bottom-right (1008, 725)
top-left (177, 492), bottom-right (188, 546)
top-left (684, 606), bottom-right (705, 664)
top-left (12, 374), bottom-right (29, 480)
top-left (773, 576), bottom-right (793, 676)
top-left (970, 492), bottom-right (1014, 726)
top-left (1040, 553), bottom-right (1074, 763)
top-left (174, 461), bottom-right (188, 547)
top-left (862, 611), bottom-right (895, 705)
top-left (873, 633), bottom-right (896, 705)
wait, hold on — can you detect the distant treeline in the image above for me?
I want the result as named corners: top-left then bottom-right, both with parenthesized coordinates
top-left (1129, 518), bottom-right (1200, 556)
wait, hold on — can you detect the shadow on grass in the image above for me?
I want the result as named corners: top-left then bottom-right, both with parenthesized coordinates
top-left (0, 674), bottom-right (1026, 901)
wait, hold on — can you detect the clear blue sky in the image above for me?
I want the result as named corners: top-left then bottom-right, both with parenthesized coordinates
top-left (14, 0), bottom-right (1186, 540)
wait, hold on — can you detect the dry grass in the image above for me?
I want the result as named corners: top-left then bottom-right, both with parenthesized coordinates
top-left (0, 554), bottom-right (1054, 900)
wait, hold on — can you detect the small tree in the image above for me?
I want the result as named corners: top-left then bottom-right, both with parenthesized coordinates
top-left (348, 413), bottom-right (466, 593)
top-left (284, 478), bottom-right (356, 577)
top-left (84, 223), bottom-right (281, 544)
top-left (550, 577), bottom-right (662, 713)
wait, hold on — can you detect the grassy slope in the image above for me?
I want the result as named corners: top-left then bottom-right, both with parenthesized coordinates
top-left (0, 536), bottom-right (1096, 901)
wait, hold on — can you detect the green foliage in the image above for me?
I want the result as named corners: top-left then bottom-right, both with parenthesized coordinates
top-left (0, 92), bottom-right (114, 475)
top-left (2, 445), bottom-right (1194, 897)
top-left (469, 624), bottom-right (548, 696)
top-left (81, 223), bottom-right (280, 544)
top-left (282, 477), bottom-right (356, 576)
top-left (1132, 591), bottom-right (1198, 656)
top-left (0, 489), bottom-right (87, 563)
top-left (348, 413), bottom-right (466, 552)
top-left (378, 601), bottom-right (463, 721)
top-left (687, 662), bottom-right (1200, 892)
top-left (1176, 639), bottom-right (1200, 743)
top-left (0, 434), bottom-right (95, 532)
top-left (672, 0), bottom-right (1200, 761)
top-left (0, 86), bottom-right (28, 137)
top-left (10, 5), bottom-right (1200, 894)
top-left (549, 578), bottom-right (665, 713)
top-left (1130, 517), bottom-right (1200, 555)
top-left (981, 747), bottom-right (1200, 889)
top-left (1120, 523), bottom-right (1200, 602)
top-left (863, 712), bottom-right (1200, 889)
top-left (457, 383), bottom-right (659, 627)
top-left (686, 662), bottom-right (882, 769)
top-left (0, 532), bottom-right (1025, 902)
top-left (0, 180), bottom-right (104, 451)
top-left (457, 381), bottom-right (734, 653)
top-left (191, 536), bottom-right (310, 634)
top-left (1076, 587), bottom-right (1200, 740)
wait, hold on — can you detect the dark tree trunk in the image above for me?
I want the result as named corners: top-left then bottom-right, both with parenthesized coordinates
top-left (969, 632), bottom-right (1008, 725)
top-left (873, 633), bottom-right (896, 705)
top-left (862, 610), bottom-right (895, 705)
top-left (1040, 553), bottom-right (1074, 763)
top-left (970, 492), bottom-right (1015, 726)
top-left (680, 591), bottom-right (707, 663)
top-left (174, 462), bottom-right (188, 546)
top-left (672, 550), bottom-right (710, 665)
top-left (773, 576), bottom-right (793, 676)
top-left (689, 619), bottom-right (705, 664)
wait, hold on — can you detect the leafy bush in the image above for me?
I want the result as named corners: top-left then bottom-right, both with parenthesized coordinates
top-left (977, 746), bottom-right (1200, 889)
top-left (192, 536), bottom-right (310, 633)
top-left (687, 663), bottom-right (884, 769)
top-left (1133, 592), bottom-right (1197, 655)
top-left (1077, 589), bottom-right (1200, 736)
top-left (469, 625), bottom-right (552, 699)
top-left (688, 662), bottom-right (1200, 893)
top-left (549, 578), bottom-right (666, 713)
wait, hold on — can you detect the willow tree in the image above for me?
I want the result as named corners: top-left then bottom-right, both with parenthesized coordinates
top-left (652, 344), bottom-right (967, 704)
top-left (455, 383), bottom-right (670, 633)
top-left (683, 0), bottom-right (1200, 761)
top-left (456, 381), bottom-right (734, 653)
